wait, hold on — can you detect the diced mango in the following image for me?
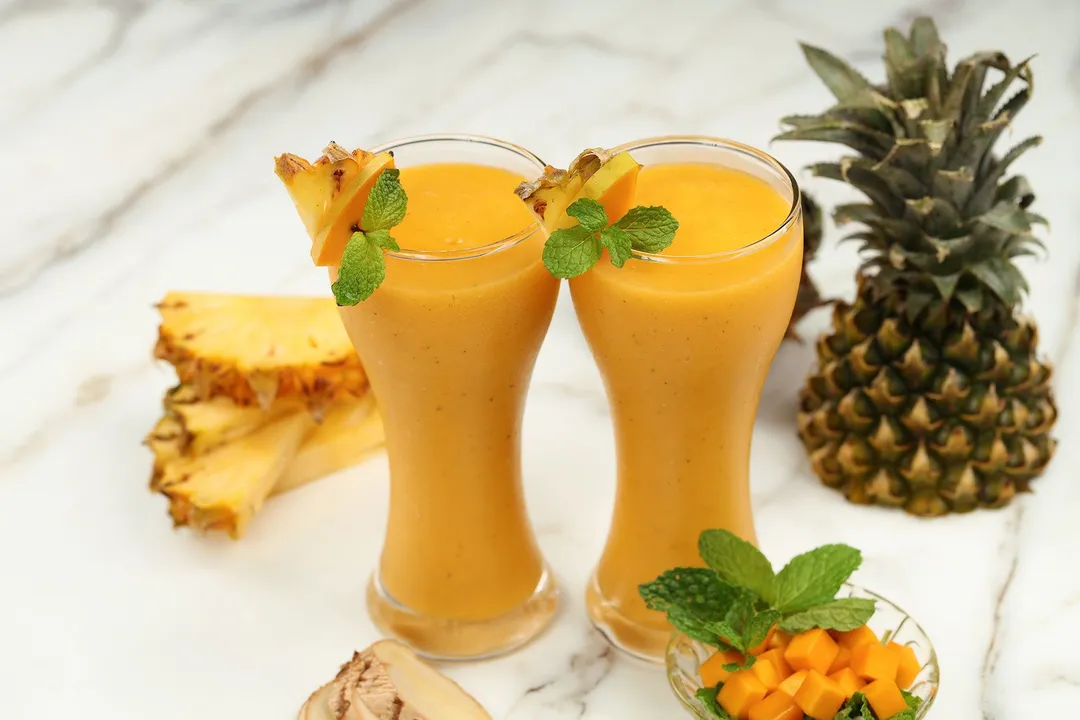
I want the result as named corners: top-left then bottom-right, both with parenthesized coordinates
top-left (827, 646), bottom-right (852, 674)
top-left (749, 626), bottom-right (778, 655)
top-left (717, 671), bottom-right (769, 720)
top-left (828, 667), bottom-right (866, 698)
top-left (784, 628), bottom-right (840, 676)
top-left (748, 691), bottom-right (803, 720)
top-left (701, 650), bottom-right (747, 688)
top-left (777, 670), bottom-right (808, 698)
top-left (750, 656), bottom-right (785, 692)
top-left (850, 641), bottom-right (899, 683)
top-left (862, 679), bottom-right (909, 719)
top-left (769, 631), bottom-right (793, 650)
top-left (758, 649), bottom-right (792, 679)
top-left (793, 670), bottom-right (847, 720)
top-left (833, 625), bottom-right (879, 651)
top-left (886, 642), bottom-right (921, 689)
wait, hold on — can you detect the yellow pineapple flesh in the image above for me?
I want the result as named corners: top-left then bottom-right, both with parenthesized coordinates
top-left (155, 411), bottom-right (315, 538)
top-left (153, 291), bottom-right (366, 410)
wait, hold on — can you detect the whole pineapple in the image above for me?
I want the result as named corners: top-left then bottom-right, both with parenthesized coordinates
top-left (787, 193), bottom-right (827, 340)
top-left (779, 17), bottom-right (1057, 516)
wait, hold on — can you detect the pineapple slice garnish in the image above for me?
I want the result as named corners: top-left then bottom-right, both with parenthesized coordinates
top-left (154, 292), bottom-right (366, 409)
top-left (516, 148), bottom-right (641, 230)
top-left (275, 142), bottom-right (396, 266)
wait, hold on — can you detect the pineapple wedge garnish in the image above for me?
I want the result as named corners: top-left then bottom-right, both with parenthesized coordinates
top-left (516, 148), bottom-right (641, 231)
top-left (154, 292), bottom-right (366, 410)
top-left (152, 394), bottom-right (384, 538)
top-left (275, 142), bottom-right (395, 266)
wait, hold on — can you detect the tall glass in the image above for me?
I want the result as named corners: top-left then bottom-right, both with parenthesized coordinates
top-left (335, 135), bottom-right (559, 660)
top-left (571, 137), bottom-right (804, 660)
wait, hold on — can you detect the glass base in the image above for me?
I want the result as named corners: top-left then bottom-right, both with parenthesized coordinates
top-left (366, 567), bottom-right (559, 661)
top-left (585, 572), bottom-right (669, 663)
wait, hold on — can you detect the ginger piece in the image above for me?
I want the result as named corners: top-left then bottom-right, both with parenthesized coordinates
top-left (299, 640), bottom-right (492, 720)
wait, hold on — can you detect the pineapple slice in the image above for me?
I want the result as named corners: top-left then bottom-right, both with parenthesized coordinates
top-left (151, 395), bottom-right (384, 538)
top-left (154, 292), bottom-right (366, 409)
top-left (146, 385), bottom-right (303, 480)
top-left (516, 148), bottom-right (641, 231)
top-left (155, 410), bottom-right (315, 538)
top-left (275, 394), bottom-right (384, 495)
top-left (274, 142), bottom-right (395, 265)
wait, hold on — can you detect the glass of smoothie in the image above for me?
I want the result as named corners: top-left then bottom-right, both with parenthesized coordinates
top-left (569, 136), bottom-right (804, 661)
top-left (335, 135), bottom-right (559, 660)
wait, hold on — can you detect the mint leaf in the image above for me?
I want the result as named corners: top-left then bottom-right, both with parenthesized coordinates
top-left (600, 225), bottom-right (632, 268)
top-left (778, 597), bottom-right (876, 634)
top-left (698, 529), bottom-right (776, 605)
top-left (695, 686), bottom-right (732, 720)
top-left (613, 205), bottom-right (679, 252)
top-left (639, 568), bottom-right (746, 650)
top-left (773, 544), bottom-right (862, 613)
top-left (901, 690), bottom-right (923, 712)
top-left (361, 168), bottom-right (407, 232)
top-left (566, 197), bottom-right (608, 233)
top-left (365, 228), bottom-right (400, 251)
top-left (834, 693), bottom-right (872, 720)
top-left (332, 232), bottom-right (386, 305)
top-left (542, 225), bottom-right (602, 279)
top-left (747, 608), bottom-right (782, 650)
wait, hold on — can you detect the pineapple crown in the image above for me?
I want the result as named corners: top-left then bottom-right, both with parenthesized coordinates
top-left (778, 17), bottom-right (1046, 320)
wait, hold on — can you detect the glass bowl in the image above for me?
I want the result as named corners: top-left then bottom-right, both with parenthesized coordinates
top-left (666, 585), bottom-right (939, 719)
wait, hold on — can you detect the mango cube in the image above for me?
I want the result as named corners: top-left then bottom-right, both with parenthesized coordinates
top-left (769, 630), bottom-right (793, 650)
top-left (717, 670), bottom-right (769, 720)
top-left (863, 678), bottom-right (909, 719)
top-left (758, 649), bottom-right (792, 679)
top-left (827, 646), bottom-right (852, 674)
top-left (701, 650), bottom-right (747, 688)
top-left (833, 625), bottom-right (879, 651)
top-left (784, 628), bottom-right (840, 675)
top-left (828, 667), bottom-right (866, 698)
top-left (851, 641), bottom-right (899, 682)
top-left (794, 670), bottom-right (848, 720)
top-left (750, 655), bottom-right (785, 692)
top-left (748, 691), bottom-right (803, 720)
top-left (777, 670), bottom-right (808, 698)
top-left (886, 642), bottom-right (922, 689)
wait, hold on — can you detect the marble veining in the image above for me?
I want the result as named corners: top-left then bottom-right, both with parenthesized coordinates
top-left (1, 0), bottom-right (1078, 718)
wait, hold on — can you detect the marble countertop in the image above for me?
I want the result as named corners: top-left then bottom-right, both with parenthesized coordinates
top-left (1, 0), bottom-right (1077, 717)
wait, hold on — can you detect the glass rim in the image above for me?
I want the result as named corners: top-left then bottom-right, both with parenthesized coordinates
top-left (611, 135), bottom-right (802, 264)
top-left (368, 134), bottom-right (545, 263)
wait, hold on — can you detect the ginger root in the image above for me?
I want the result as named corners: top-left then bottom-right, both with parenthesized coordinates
top-left (299, 641), bottom-right (492, 720)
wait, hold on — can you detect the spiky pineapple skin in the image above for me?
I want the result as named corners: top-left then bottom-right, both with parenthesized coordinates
top-left (798, 280), bottom-right (1057, 516)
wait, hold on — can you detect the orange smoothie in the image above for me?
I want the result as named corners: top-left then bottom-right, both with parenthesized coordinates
top-left (336, 146), bottom-right (559, 659)
top-left (571, 146), bottom-right (803, 659)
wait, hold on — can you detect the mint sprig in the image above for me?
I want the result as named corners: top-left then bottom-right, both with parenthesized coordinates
top-left (639, 529), bottom-right (876, 651)
top-left (542, 197), bottom-right (678, 279)
top-left (332, 168), bottom-right (407, 306)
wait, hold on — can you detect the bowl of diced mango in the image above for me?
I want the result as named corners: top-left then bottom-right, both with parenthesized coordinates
top-left (666, 585), bottom-right (939, 720)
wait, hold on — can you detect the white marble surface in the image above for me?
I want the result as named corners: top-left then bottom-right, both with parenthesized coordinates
top-left (1, 0), bottom-right (1078, 717)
